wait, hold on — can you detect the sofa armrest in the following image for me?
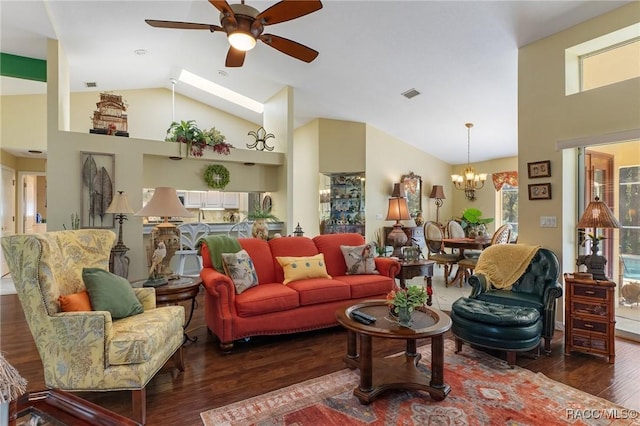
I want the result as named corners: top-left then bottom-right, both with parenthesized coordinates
top-left (200, 267), bottom-right (237, 314)
top-left (374, 257), bottom-right (401, 278)
top-left (132, 287), bottom-right (156, 310)
top-left (468, 273), bottom-right (489, 297)
top-left (543, 280), bottom-right (563, 309)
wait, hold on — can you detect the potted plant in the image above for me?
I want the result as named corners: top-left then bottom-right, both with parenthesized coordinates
top-left (460, 208), bottom-right (494, 238)
top-left (165, 120), bottom-right (233, 157)
top-left (247, 207), bottom-right (279, 240)
top-left (385, 285), bottom-right (428, 327)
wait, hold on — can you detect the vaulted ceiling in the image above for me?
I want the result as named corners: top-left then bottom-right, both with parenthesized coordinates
top-left (0, 1), bottom-right (631, 164)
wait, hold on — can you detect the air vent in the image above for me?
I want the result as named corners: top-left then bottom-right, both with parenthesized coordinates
top-left (401, 88), bottom-right (421, 99)
top-left (85, 82), bottom-right (97, 88)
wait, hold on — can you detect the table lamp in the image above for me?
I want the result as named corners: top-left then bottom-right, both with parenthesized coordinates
top-left (386, 185), bottom-right (411, 258)
top-left (429, 185), bottom-right (446, 225)
top-left (105, 191), bottom-right (135, 278)
top-left (577, 196), bottom-right (620, 280)
top-left (135, 187), bottom-right (193, 285)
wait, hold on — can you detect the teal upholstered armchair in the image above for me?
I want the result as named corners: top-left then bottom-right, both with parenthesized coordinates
top-left (1, 230), bottom-right (185, 424)
top-left (468, 247), bottom-right (563, 354)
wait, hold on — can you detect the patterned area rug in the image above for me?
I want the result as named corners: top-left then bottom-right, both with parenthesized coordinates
top-left (201, 340), bottom-right (638, 426)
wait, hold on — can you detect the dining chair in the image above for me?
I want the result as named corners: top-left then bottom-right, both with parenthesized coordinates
top-left (459, 224), bottom-right (512, 283)
top-left (424, 221), bottom-right (460, 286)
top-left (446, 220), bottom-right (466, 257)
top-left (175, 222), bottom-right (210, 276)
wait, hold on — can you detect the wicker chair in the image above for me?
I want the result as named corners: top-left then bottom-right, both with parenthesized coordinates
top-left (459, 224), bottom-right (512, 284)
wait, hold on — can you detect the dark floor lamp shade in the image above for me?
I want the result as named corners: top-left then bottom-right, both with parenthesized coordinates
top-left (577, 196), bottom-right (620, 280)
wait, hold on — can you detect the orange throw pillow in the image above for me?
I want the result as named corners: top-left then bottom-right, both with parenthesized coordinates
top-left (59, 290), bottom-right (93, 312)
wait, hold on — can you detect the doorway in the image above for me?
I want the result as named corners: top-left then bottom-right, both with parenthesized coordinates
top-left (17, 172), bottom-right (47, 234)
top-left (1, 166), bottom-right (16, 276)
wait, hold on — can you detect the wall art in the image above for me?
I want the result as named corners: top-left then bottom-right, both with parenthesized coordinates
top-left (528, 183), bottom-right (552, 200)
top-left (527, 160), bottom-right (551, 178)
top-left (81, 152), bottom-right (115, 229)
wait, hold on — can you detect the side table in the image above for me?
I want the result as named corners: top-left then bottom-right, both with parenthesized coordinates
top-left (397, 259), bottom-right (435, 306)
top-left (131, 276), bottom-right (202, 344)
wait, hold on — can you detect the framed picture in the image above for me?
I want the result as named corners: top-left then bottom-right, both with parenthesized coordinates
top-left (401, 172), bottom-right (422, 217)
top-left (528, 183), bottom-right (552, 200)
top-left (527, 160), bottom-right (551, 178)
top-left (80, 152), bottom-right (115, 229)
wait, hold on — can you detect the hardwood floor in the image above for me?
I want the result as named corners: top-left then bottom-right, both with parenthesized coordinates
top-left (2, 289), bottom-right (639, 425)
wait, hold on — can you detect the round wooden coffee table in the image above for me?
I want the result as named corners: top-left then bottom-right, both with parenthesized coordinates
top-left (336, 299), bottom-right (452, 404)
top-left (131, 276), bottom-right (202, 344)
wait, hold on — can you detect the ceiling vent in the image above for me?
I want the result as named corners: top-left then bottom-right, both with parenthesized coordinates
top-left (401, 88), bottom-right (421, 99)
top-left (85, 82), bottom-right (97, 88)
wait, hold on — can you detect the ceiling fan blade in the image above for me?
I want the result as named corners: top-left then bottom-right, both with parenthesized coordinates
top-left (225, 47), bottom-right (246, 67)
top-left (259, 34), bottom-right (319, 63)
top-left (145, 19), bottom-right (222, 31)
top-left (209, 0), bottom-right (237, 26)
top-left (256, 0), bottom-right (323, 25)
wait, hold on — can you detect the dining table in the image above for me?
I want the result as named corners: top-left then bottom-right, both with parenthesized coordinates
top-left (442, 237), bottom-right (492, 287)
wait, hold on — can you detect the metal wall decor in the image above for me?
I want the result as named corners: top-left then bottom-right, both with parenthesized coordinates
top-left (80, 152), bottom-right (115, 229)
top-left (247, 127), bottom-right (275, 151)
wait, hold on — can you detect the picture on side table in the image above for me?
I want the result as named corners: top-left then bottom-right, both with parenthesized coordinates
top-left (527, 160), bottom-right (551, 178)
top-left (528, 183), bottom-right (552, 200)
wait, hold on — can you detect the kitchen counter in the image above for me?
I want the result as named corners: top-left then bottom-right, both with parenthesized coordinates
top-left (142, 222), bottom-right (285, 235)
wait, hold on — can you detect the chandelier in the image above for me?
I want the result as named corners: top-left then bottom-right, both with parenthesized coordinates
top-left (451, 123), bottom-right (487, 201)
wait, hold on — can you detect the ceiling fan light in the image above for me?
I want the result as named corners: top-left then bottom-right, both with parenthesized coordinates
top-left (228, 31), bottom-right (256, 51)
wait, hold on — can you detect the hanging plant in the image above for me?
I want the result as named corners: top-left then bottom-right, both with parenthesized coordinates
top-left (204, 164), bottom-right (230, 190)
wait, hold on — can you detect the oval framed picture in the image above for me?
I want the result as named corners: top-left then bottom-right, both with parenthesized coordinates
top-left (262, 195), bottom-right (272, 212)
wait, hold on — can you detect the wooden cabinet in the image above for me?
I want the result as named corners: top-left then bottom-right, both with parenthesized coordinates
top-left (222, 192), bottom-right (239, 208)
top-left (320, 173), bottom-right (365, 236)
top-left (184, 191), bottom-right (238, 209)
top-left (564, 273), bottom-right (616, 363)
top-left (184, 191), bottom-right (205, 208)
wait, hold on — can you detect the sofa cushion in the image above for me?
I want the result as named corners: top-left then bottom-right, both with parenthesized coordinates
top-left (238, 238), bottom-right (276, 285)
top-left (108, 305), bottom-right (184, 365)
top-left (58, 290), bottom-right (93, 312)
top-left (276, 254), bottom-right (331, 284)
top-left (288, 278), bottom-right (350, 306)
top-left (335, 274), bottom-right (395, 299)
top-left (82, 268), bottom-right (144, 319)
top-left (269, 237), bottom-right (319, 283)
top-left (235, 283), bottom-right (300, 317)
top-left (221, 249), bottom-right (259, 294)
top-left (313, 233), bottom-right (366, 277)
top-left (341, 243), bottom-right (379, 275)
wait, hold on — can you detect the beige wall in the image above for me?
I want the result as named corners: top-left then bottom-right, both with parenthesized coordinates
top-left (319, 119), bottom-right (366, 174)
top-left (519, 2), bottom-right (640, 278)
top-left (293, 119), bottom-right (321, 236)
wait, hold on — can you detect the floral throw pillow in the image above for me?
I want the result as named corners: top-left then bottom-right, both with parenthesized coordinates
top-left (221, 249), bottom-right (259, 294)
top-left (340, 243), bottom-right (379, 275)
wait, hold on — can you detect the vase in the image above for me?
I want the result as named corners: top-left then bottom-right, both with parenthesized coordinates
top-left (252, 219), bottom-right (269, 240)
top-left (396, 306), bottom-right (413, 327)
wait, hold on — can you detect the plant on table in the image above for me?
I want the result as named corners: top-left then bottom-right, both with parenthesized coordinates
top-left (386, 285), bottom-right (429, 326)
top-left (460, 208), bottom-right (494, 238)
top-left (247, 207), bottom-right (279, 240)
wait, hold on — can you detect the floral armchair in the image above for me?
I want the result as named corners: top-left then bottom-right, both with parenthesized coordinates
top-left (1, 230), bottom-right (185, 425)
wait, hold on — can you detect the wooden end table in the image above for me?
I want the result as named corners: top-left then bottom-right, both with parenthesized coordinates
top-left (131, 276), bottom-right (202, 344)
top-left (397, 259), bottom-right (435, 306)
top-left (335, 300), bottom-right (452, 404)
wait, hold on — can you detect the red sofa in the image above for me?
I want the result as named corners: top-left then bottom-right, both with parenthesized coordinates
top-left (200, 233), bottom-right (400, 351)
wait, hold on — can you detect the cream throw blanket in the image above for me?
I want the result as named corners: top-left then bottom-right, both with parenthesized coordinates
top-left (474, 244), bottom-right (541, 290)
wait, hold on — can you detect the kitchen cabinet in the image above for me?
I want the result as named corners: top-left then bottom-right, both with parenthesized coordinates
top-left (184, 191), bottom-right (238, 209)
top-left (564, 273), bottom-right (616, 363)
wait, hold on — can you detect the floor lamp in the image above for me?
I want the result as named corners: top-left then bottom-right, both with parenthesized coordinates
top-left (429, 185), bottom-right (445, 225)
top-left (135, 187), bottom-right (193, 285)
top-left (577, 196), bottom-right (620, 280)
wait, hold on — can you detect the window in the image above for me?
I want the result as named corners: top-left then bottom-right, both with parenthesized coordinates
top-left (498, 184), bottom-right (518, 241)
top-left (581, 38), bottom-right (640, 92)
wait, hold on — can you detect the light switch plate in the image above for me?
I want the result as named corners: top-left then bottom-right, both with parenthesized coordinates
top-left (539, 216), bottom-right (557, 227)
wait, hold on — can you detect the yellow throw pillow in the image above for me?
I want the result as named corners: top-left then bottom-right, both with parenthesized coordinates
top-left (276, 254), bottom-right (332, 285)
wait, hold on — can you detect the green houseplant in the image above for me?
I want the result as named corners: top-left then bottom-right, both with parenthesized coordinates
top-left (165, 120), bottom-right (233, 157)
top-left (247, 207), bottom-right (279, 240)
top-left (385, 285), bottom-right (428, 327)
top-left (460, 208), bottom-right (494, 238)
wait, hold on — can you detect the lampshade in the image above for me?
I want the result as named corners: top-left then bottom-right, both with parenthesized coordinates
top-left (228, 31), bottom-right (256, 51)
top-left (386, 197), bottom-right (411, 222)
top-left (429, 185), bottom-right (446, 200)
top-left (106, 191), bottom-right (134, 214)
top-left (391, 183), bottom-right (406, 198)
top-left (134, 187), bottom-right (193, 220)
top-left (577, 197), bottom-right (620, 229)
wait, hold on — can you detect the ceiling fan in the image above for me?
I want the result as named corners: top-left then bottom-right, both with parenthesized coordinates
top-left (146, 0), bottom-right (322, 67)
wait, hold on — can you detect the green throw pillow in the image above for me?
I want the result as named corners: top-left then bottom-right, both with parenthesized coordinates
top-left (82, 268), bottom-right (144, 319)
